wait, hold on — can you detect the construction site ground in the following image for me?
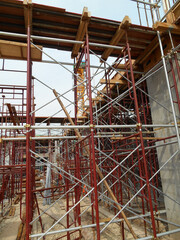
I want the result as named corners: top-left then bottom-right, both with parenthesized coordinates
top-left (0, 195), bottom-right (173, 240)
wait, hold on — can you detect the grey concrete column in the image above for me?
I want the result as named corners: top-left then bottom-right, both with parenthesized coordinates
top-left (146, 55), bottom-right (180, 240)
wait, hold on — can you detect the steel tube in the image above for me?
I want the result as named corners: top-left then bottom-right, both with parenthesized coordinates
top-left (122, 36), bottom-right (157, 238)
top-left (157, 31), bottom-right (180, 148)
top-left (172, 43), bottom-right (180, 54)
top-left (136, 228), bottom-right (180, 240)
top-left (0, 126), bottom-right (25, 129)
top-left (1, 124), bottom-right (179, 130)
top-left (85, 33), bottom-right (100, 239)
top-left (131, 0), bottom-right (160, 7)
top-left (96, 146), bottom-right (180, 207)
top-left (0, 31), bottom-right (123, 50)
top-left (30, 210), bottom-right (166, 238)
top-left (35, 144), bottom-right (138, 239)
top-left (2, 133), bottom-right (179, 141)
top-left (31, 150), bottom-right (115, 225)
top-left (25, 8), bottom-right (32, 240)
top-left (39, 60), bottom-right (144, 74)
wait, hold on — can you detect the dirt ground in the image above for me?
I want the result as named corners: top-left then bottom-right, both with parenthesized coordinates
top-left (0, 202), bottom-right (21, 240)
top-left (0, 196), bottom-right (174, 240)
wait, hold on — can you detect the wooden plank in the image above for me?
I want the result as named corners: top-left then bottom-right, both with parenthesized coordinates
top-left (100, 78), bottom-right (127, 85)
top-left (109, 72), bottom-right (125, 83)
top-left (23, 0), bottom-right (32, 30)
top-left (20, 224), bottom-right (26, 240)
top-left (143, 37), bottom-right (171, 72)
top-left (12, 106), bottom-right (20, 125)
top-left (16, 223), bottom-right (24, 240)
top-left (162, 0), bottom-right (175, 23)
top-left (113, 63), bottom-right (127, 70)
top-left (0, 39), bottom-right (42, 61)
top-left (101, 87), bottom-right (113, 94)
top-left (13, 195), bottom-right (20, 205)
top-left (135, 36), bottom-right (161, 65)
top-left (77, 116), bottom-right (87, 119)
top-left (101, 16), bottom-right (131, 61)
top-left (9, 206), bottom-right (16, 216)
top-left (71, 7), bottom-right (91, 58)
top-left (94, 71), bottom-right (128, 105)
top-left (153, 21), bottom-right (180, 35)
top-left (6, 103), bottom-right (20, 134)
top-left (92, 96), bottom-right (104, 102)
top-left (172, 1), bottom-right (180, 24)
top-left (100, 218), bottom-right (112, 223)
top-left (0, 0), bottom-right (158, 58)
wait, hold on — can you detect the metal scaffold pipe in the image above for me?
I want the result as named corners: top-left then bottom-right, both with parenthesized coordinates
top-left (157, 31), bottom-right (180, 148)
top-left (0, 31), bottom-right (123, 50)
top-left (25, 5), bottom-right (32, 240)
top-left (30, 210), bottom-right (166, 238)
top-left (131, 0), bottom-right (160, 7)
top-left (52, 84), bottom-right (138, 240)
top-left (0, 124), bottom-right (179, 130)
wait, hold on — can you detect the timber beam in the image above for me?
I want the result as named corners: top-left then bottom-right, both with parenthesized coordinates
top-left (173, 1), bottom-right (180, 24)
top-left (162, 0), bottom-right (180, 24)
top-left (101, 16), bottom-right (131, 61)
top-left (135, 35), bottom-right (163, 65)
top-left (153, 21), bottom-right (180, 35)
top-left (71, 7), bottom-right (91, 58)
top-left (23, 0), bottom-right (32, 31)
top-left (100, 78), bottom-right (127, 85)
top-left (6, 103), bottom-right (20, 134)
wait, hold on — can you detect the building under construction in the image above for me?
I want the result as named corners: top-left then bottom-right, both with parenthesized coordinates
top-left (0, 0), bottom-right (180, 239)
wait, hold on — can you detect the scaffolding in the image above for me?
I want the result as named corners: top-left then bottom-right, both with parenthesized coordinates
top-left (0, 0), bottom-right (180, 240)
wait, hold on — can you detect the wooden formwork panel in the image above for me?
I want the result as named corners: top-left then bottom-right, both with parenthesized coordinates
top-left (0, 39), bottom-right (42, 61)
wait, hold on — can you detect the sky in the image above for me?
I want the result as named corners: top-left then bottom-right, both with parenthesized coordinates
top-left (0, 0), bottom-right (165, 124)
top-left (32, 0), bottom-right (139, 23)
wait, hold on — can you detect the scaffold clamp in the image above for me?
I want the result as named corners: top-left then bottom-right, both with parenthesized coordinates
top-left (136, 123), bottom-right (142, 130)
top-left (24, 124), bottom-right (31, 128)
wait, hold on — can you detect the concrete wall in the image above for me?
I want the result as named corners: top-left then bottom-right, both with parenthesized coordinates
top-left (146, 56), bottom-right (180, 240)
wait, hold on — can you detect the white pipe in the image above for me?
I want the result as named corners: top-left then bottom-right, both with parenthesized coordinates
top-left (0, 31), bottom-right (123, 50)
top-left (30, 210), bottom-right (166, 238)
top-left (0, 124), bottom-right (179, 130)
top-left (136, 228), bottom-right (180, 240)
top-left (131, 0), bottom-right (160, 7)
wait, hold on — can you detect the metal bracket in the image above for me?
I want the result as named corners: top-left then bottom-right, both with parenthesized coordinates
top-left (24, 124), bottom-right (31, 128)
